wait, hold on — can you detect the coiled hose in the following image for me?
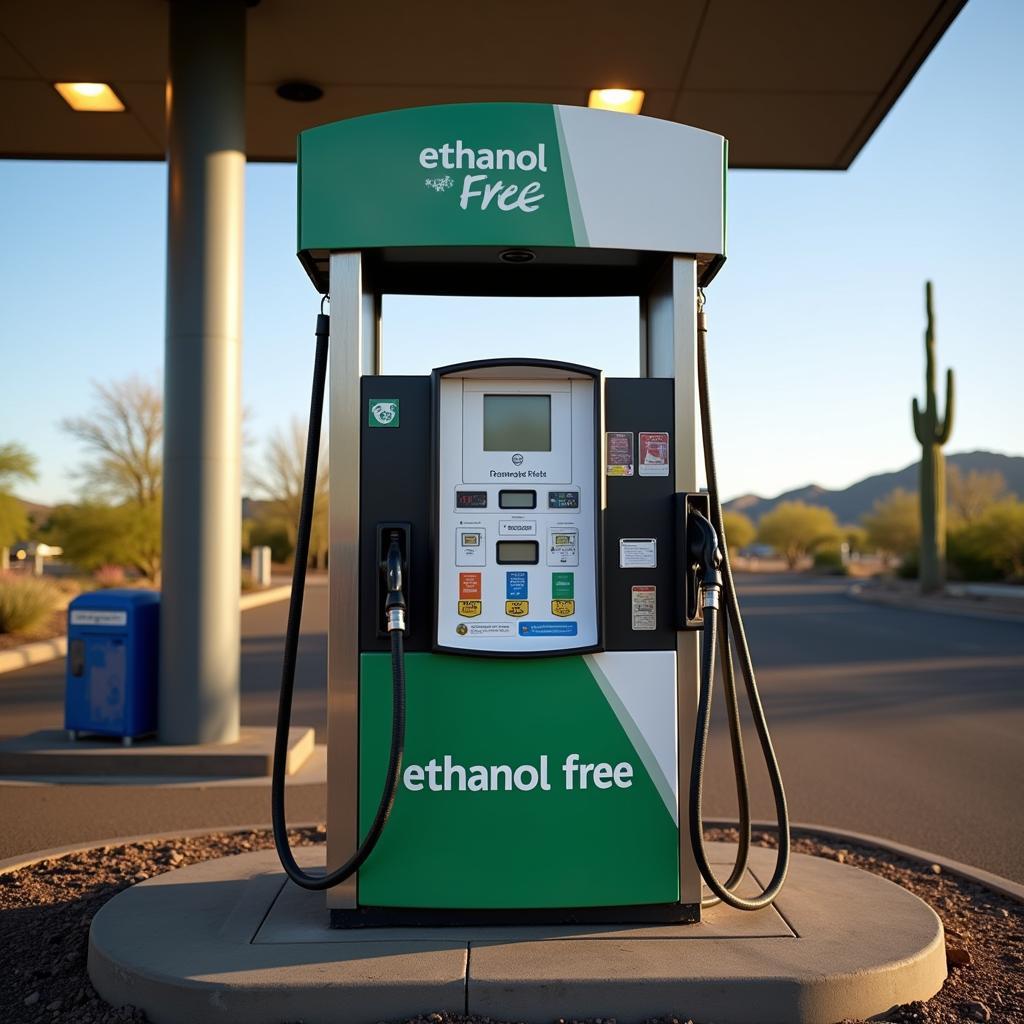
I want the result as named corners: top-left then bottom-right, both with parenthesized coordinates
top-left (271, 310), bottom-right (407, 891)
top-left (688, 300), bottom-right (791, 911)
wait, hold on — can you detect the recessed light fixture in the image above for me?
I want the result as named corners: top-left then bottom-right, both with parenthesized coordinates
top-left (54, 82), bottom-right (125, 112)
top-left (276, 81), bottom-right (324, 103)
top-left (587, 88), bottom-right (645, 115)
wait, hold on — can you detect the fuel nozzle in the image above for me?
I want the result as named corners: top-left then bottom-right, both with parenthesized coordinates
top-left (384, 531), bottom-right (407, 633)
top-left (688, 509), bottom-right (723, 610)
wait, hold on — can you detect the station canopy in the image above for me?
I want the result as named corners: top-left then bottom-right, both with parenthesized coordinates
top-left (0, 0), bottom-right (963, 169)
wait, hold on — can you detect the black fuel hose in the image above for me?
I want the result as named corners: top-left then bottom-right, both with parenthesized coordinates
top-left (271, 310), bottom-right (407, 891)
top-left (689, 302), bottom-right (791, 911)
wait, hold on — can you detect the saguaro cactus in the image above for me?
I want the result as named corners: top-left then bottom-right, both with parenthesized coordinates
top-left (911, 281), bottom-right (954, 593)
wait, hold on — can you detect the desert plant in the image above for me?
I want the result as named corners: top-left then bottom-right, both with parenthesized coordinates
top-left (0, 574), bottom-right (58, 634)
top-left (812, 547), bottom-right (848, 575)
top-left (911, 281), bottom-right (954, 592)
top-left (722, 510), bottom-right (756, 552)
top-left (862, 488), bottom-right (920, 562)
top-left (950, 498), bottom-right (1024, 581)
top-left (93, 565), bottom-right (128, 588)
top-left (756, 501), bottom-right (839, 569)
top-left (947, 466), bottom-right (1009, 526)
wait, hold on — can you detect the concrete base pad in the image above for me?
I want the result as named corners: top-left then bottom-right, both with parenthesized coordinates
top-left (88, 843), bottom-right (946, 1024)
top-left (0, 726), bottom-right (314, 777)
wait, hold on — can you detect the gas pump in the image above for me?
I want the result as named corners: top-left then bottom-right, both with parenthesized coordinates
top-left (272, 103), bottom-right (788, 924)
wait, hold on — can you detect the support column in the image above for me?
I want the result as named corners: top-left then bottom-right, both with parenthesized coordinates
top-left (160, 0), bottom-right (247, 744)
top-left (643, 255), bottom-right (702, 910)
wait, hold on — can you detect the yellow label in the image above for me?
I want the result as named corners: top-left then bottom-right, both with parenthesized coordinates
top-left (458, 600), bottom-right (482, 618)
top-left (551, 599), bottom-right (575, 617)
top-left (505, 600), bottom-right (529, 617)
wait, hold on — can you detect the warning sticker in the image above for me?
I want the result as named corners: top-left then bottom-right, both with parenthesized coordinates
top-left (505, 600), bottom-right (529, 617)
top-left (458, 622), bottom-right (513, 637)
top-left (457, 600), bottom-right (482, 618)
top-left (520, 621), bottom-right (578, 637)
top-left (619, 538), bottom-right (658, 568)
top-left (605, 431), bottom-right (634, 476)
top-left (638, 431), bottom-right (670, 477)
top-left (631, 586), bottom-right (657, 630)
top-left (551, 599), bottom-right (575, 617)
top-left (505, 571), bottom-right (528, 599)
top-left (459, 572), bottom-right (481, 599)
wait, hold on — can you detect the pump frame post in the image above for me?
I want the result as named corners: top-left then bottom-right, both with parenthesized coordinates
top-left (326, 251), bottom-right (381, 909)
top-left (642, 255), bottom-right (702, 909)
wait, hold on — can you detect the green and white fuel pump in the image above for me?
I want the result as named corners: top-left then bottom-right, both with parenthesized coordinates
top-left (273, 103), bottom-right (788, 925)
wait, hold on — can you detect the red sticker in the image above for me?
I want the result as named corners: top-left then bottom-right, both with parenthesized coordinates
top-left (459, 572), bottom-right (482, 599)
top-left (638, 432), bottom-right (670, 477)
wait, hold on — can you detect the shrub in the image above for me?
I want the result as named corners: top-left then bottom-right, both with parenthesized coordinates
top-left (0, 574), bottom-right (58, 634)
top-left (812, 547), bottom-right (848, 574)
top-left (756, 501), bottom-right (839, 568)
top-left (248, 521), bottom-right (293, 564)
top-left (897, 553), bottom-right (919, 579)
top-left (948, 499), bottom-right (1024, 581)
top-left (93, 565), bottom-right (127, 588)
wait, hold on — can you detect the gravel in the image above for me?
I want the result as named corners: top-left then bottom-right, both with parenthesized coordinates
top-left (1, 825), bottom-right (1021, 1024)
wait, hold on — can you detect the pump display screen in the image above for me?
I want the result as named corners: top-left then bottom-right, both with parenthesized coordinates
top-left (499, 489), bottom-right (536, 509)
top-left (496, 540), bottom-right (539, 564)
top-left (483, 395), bottom-right (551, 452)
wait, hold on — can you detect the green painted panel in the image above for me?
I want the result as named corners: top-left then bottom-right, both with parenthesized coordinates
top-left (299, 103), bottom-right (575, 252)
top-left (358, 652), bottom-right (678, 909)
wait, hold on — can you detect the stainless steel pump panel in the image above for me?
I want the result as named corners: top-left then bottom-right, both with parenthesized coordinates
top-left (435, 363), bottom-right (599, 654)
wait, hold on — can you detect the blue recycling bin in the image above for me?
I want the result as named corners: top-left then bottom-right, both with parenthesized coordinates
top-left (65, 589), bottom-right (160, 743)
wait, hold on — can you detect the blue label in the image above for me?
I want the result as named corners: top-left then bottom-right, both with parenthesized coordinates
top-left (519, 621), bottom-right (577, 637)
top-left (505, 571), bottom-right (529, 600)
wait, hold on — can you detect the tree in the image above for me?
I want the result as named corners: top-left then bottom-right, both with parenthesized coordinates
top-left (722, 510), bottom-right (755, 552)
top-left (46, 501), bottom-right (162, 581)
top-left (947, 466), bottom-right (1008, 526)
top-left (59, 377), bottom-right (163, 581)
top-left (956, 499), bottom-right (1024, 580)
top-left (843, 525), bottom-right (869, 554)
top-left (0, 442), bottom-right (37, 556)
top-left (249, 418), bottom-right (328, 568)
top-left (756, 501), bottom-right (839, 569)
top-left (861, 488), bottom-right (920, 561)
top-left (60, 377), bottom-right (162, 506)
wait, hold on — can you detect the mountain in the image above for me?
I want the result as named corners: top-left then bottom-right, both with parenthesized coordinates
top-left (725, 451), bottom-right (1024, 525)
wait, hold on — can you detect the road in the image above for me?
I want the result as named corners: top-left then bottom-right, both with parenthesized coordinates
top-left (1, 574), bottom-right (1022, 880)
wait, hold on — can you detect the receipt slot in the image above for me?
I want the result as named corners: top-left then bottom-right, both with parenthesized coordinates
top-left (274, 102), bottom-right (795, 926)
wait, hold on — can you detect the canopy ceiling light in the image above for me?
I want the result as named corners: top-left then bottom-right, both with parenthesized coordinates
top-left (54, 82), bottom-right (125, 112)
top-left (587, 88), bottom-right (645, 115)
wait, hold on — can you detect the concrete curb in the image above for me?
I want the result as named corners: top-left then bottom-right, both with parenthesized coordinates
top-left (0, 586), bottom-right (292, 676)
top-left (0, 635), bottom-right (68, 674)
top-left (847, 582), bottom-right (1024, 626)
top-left (86, 844), bottom-right (948, 1024)
top-left (0, 820), bottom-right (322, 875)
top-left (6, 816), bottom-right (1021, 905)
top-left (708, 818), bottom-right (1024, 903)
top-left (238, 584), bottom-right (292, 611)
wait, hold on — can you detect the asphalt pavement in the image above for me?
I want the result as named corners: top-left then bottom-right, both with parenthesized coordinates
top-left (1, 573), bottom-right (1022, 880)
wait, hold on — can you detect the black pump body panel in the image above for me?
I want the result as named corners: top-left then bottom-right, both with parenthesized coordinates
top-left (359, 376), bottom-right (433, 653)
top-left (358, 374), bottom-right (677, 654)
top-left (602, 378), bottom-right (677, 651)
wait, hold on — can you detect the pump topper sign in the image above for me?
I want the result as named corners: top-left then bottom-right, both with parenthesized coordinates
top-left (297, 103), bottom-right (726, 259)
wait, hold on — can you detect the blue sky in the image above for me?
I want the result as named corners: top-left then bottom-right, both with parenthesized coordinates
top-left (1, 0), bottom-right (1021, 506)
